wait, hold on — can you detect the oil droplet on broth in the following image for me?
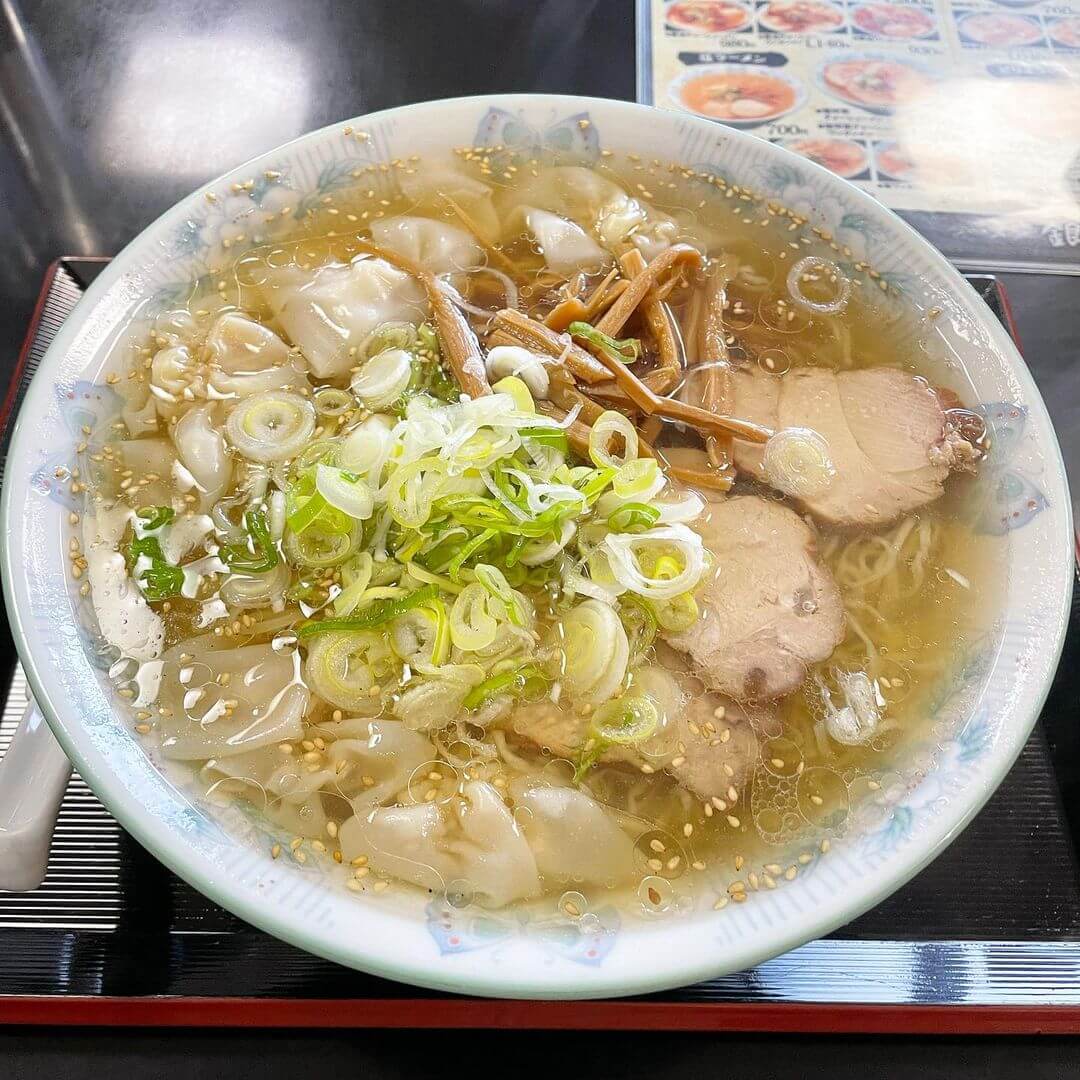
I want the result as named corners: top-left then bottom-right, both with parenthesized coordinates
top-left (638, 875), bottom-right (674, 914)
top-left (796, 766), bottom-right (850, 830)
top-left (559, 890), bottom-right (588, 918)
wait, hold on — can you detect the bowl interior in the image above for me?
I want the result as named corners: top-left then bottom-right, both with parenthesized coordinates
top-left (1, 94), bottom-right (1073, 999)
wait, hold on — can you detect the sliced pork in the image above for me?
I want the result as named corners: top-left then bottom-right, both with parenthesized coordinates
top-left (666, 495), bottom-right (844, 701)
top-left (508, 677), bottom-right (761, 803)
top-left (732, 366), bottom-right (975, 528)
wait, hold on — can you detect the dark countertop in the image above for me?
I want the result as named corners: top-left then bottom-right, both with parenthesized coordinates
top-left (1, 0), bottom-right (1078, 1071)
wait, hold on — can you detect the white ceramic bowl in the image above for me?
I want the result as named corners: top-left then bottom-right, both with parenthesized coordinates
top-left (1, 94), bottom-right (1073, 999)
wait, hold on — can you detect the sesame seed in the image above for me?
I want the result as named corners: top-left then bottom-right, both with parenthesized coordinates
top-left (351, 855), bottom-right (369, 867)
top-left (714, 896), bottom-right (729, 910)
top-left (346, 879), bottom-right (363, 892)
top-left (649, 838), bottom-right (666, 853)
top-left (647, 858), bottom-right (663, 872)
top-left (727, 815), bottom-right (741, 828)
top-left (373, 880), bottom-right (389, 892)
top-left (821, 839), bottom-right (831, 853)
top-left (271, 844), bottom-right (281, 859)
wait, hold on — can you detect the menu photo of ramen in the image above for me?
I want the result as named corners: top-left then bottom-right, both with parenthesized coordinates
top-left (956, 10), bottom-right (1047, 48)
top-left (781, 137), bottom-right (872, 179)
top-left (757, 0), bottom-right (846, 34)
top-left (850, 2), bottom-right (940, 41)
top-left (670, 63), bottom-right (807, 125)
top-left (1048, 15), bottom-right (1080, 49)
top-left (873, 140), bottom-right (918, 182)
top-left (664, 0), bottom-right (755, 33)
top-left (817, 54), bottom-right (937, 114)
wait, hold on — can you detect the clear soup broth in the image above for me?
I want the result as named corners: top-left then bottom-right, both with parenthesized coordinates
top-left (75, 145), bottom-right (998, 922)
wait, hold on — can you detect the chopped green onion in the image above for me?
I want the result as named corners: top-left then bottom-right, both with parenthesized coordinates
top-left (447, 528), bottom-right (498, 580)
top-left (402, 561), bottom-right (463, 595)
top-left (126, 527), bottom-right (185, 601)
top-left (304, 630), bottom-right (395, 711)
top-left (286, 489), bottom-right (327, 534)
top-left (315, 464), bottom-right (375, 521)
top-left (450, 582), bottom-right (499, 651)
top-left (568, 321), bottom-right (642, 365)
top-left (474, 563), bottom-right (526, 627)
top-left (491, 375), bottom-right (535, 413)
top-left (613, 458), bottom-right (661, 499)
top-left (332, 552), bottom-right (375, 616)
top-left (138, 561), bottom-right (186, 601)
top-left (521, 426), bottom-right (569, 452)
top-left (297, 584), bottom-right (440, 638)
top-left (606, 502), bottom-right (661, 533)
top-left (575, 467), bottom-right (617, 505)
top-left (135, 505), bottom-right (175, 531)
top-left (619, 594), bottom-right (658, 663)
top-left (589, 412), bottom-right (639, 471)
top-left (462, 661), bottom-right (548, 710)
top-left (283, 522), bottom-right (358, 568)
top-left (591, 694), bottom-right (659, 745)
top-left (390, 596), bottom-right (450, 667)
top-left (221, 509), bottom-right (279, 574)
top-left (574, 693), bottom-right (660, 782)
top-left (651, 591), bottom-right (700, 632)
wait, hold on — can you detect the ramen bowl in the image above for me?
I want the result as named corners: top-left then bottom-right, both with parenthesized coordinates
top-left (0, 94), bottom-right (1072, 999)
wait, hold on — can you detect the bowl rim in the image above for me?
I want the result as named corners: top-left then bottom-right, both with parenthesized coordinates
top-left (1, 92), bottom-right (1074, 999)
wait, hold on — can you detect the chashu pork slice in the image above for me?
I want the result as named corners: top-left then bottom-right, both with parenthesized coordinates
top-left (732, 366), bottom-right (975, 528)
top-left (666, 495), bottom-right (844, 701)
top-left (508, 676), bottom-right (761, 804)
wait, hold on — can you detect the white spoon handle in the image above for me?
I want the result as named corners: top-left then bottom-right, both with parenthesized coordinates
top-left (0, 698), bottom-right (72, 891)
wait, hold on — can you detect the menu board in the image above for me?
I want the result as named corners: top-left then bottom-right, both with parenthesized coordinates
top-left (637, 0), bottom-right (1080, 269)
